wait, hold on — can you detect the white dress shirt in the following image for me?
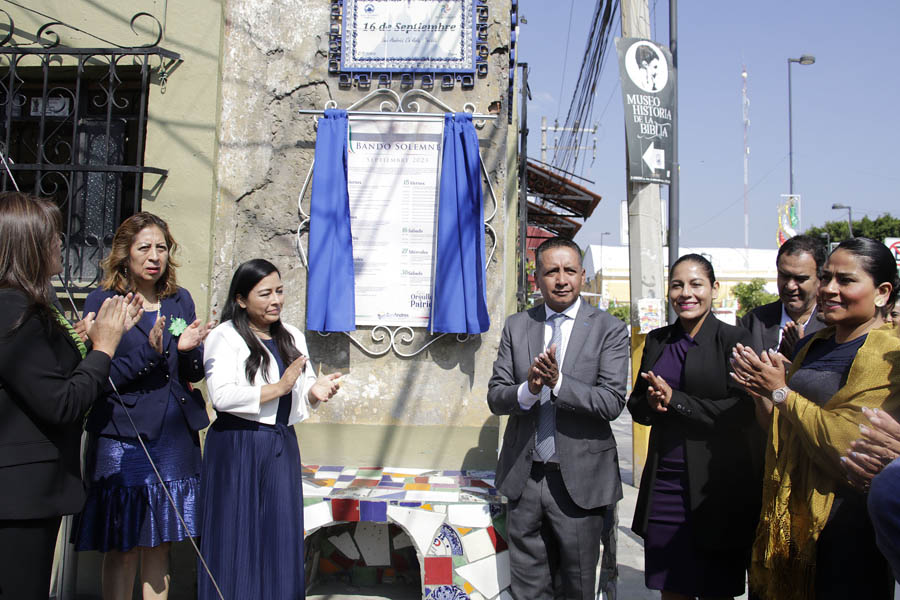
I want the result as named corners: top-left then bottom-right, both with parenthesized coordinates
top-left (203, 320), bottom-right (319, 425)
top-left (517, 297), bottom-right (581, 409)
top-left (776, 303), bottom-right (816, 351)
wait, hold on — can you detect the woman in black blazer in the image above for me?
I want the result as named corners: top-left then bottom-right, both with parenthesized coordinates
top-left (0, 192), bottom-right (133, 599)
top-left (627, 254), bottom-right (761, 600)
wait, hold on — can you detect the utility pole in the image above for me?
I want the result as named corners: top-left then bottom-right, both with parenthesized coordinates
top-left (623, 0), bottom-right (664, 489)
top-left (667, 0), bottom-right (679, 322)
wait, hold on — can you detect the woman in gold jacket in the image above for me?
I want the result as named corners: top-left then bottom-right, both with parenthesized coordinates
top-left (732, 236), bottom-right (900, 600)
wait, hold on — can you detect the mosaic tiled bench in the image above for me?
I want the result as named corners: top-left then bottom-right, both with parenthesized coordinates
top-left (302, 465), bottom-right (511, 600)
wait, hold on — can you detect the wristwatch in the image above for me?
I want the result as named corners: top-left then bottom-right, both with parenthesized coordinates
top-left (771, 386), bottom-right (791, 405)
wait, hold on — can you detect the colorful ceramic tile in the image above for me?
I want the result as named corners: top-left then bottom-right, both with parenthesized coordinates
top-left (328, 531), bottom-right (360, 560)
top-left (404, 491), bottom-right (461, 503)
top-left (425, 584), bottom-right (469, 599)
top-left (424, 556), bottom-right (454, 585)
top-left (350, 478), bottom-right (380, 487)
top-left (354, 522), bottom-right (391, 566)
top-left (359, 500), bottom-right (387, 522)
top-left (456, 527), bottom-right (472, 535)
top-left (303, 499), bottom-right (333, 534)
top-left (385, 505), bottom-right (446, 556)
top-left (405, 482), bottom-right (431, 491)
top-left (454, 551), bottom-right (510, 599)
top-left (447, 504), bottom-right (492, 528)
top-left (460, 528), bottom-right (494, 562)
top-left (430, 524), bottom-right (464, 557)
top-left (486, 526), bottom-right (508, 552)
top-left (330, 498), bottom-right (360, 522)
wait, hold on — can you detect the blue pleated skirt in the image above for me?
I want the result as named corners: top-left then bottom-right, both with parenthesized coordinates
top-left (198, 413), bottom-right (305, 600)
top-left (75, 396), bottom-right (201, 552)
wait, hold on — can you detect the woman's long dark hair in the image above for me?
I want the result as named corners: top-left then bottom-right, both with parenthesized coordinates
top-left (221, 259), bottom-right (301, 383)
top-left (0, 192), bottom-right (63, 333)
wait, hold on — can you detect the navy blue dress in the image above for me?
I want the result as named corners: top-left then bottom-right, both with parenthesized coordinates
top-left (198, 338), bottom-right (305, 599)
top-left (75, 309), bottom-right (201, 551)
top-left (644, 332), bottom-right (746, 596)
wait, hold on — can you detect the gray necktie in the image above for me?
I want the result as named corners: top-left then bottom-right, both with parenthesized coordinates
top-left (535, 312), bottom-right (565, 462)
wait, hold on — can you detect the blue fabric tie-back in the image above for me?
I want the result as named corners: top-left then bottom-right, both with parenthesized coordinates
top-left (307, 109), bottom-right (355, 332)
top-left (431, 113), bottom-right (490, 334)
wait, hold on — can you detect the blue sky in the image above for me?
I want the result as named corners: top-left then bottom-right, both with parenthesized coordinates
top-left (518, 0), bottom-right (900, 249)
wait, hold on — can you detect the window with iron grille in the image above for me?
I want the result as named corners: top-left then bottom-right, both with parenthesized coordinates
top-left (0, 46), bottom-right (177, 297)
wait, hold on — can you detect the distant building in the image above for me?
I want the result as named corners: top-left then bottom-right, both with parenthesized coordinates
top-left (582, 244), bottom-right (778, 321)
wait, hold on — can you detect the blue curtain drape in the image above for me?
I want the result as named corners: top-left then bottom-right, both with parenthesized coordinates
top-left (307, 109), bottom-right (355, 332)
top-left (431, 113), bottom-right (490, 334)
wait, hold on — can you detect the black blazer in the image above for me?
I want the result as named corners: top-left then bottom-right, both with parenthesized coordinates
top-left (628, 314), bottom-right (763, 552)
top-left (488, 301), bottom-right (630, 509)
top-left (0, 289), bottom-right (111, 519)
top-left (740, 300), bottom-right (825, 355)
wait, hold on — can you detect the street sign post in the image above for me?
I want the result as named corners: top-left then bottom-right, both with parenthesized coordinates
top-left (616, 37), bottom-right (676, 185)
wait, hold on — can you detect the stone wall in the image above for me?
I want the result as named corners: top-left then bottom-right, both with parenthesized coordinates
top-left (212, 0), bottom-right (515, 469)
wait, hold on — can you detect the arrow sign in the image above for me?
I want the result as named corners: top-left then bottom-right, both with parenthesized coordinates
top-left (642, 143), bottom-right (665, 171)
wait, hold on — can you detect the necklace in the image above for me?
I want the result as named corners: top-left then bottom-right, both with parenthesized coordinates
top-left (143, 299), bottom-right (160, 311)
top-left (249, 324), bottom-right (271, 339)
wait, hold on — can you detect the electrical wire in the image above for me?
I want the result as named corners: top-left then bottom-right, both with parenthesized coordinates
top-left (553, 0), bottom-right (620, 173)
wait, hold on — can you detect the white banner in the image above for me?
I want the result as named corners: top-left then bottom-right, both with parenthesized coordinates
top-left (347, 118), bottom-right (443, 327)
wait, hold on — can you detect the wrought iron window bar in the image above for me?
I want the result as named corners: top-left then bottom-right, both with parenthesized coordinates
top-left (0, 8), bottom-right (180, 297)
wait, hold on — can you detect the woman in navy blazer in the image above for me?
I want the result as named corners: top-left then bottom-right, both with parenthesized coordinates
top-left (74, 213), bottom-right (214, 600)
top-left (0, 192), bottom-right (135, 599)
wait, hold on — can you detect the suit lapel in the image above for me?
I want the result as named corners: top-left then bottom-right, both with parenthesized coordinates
top-left (561, 301), bottom-right (593, 372)
top-left (527, 305), bottom-right (545, 361)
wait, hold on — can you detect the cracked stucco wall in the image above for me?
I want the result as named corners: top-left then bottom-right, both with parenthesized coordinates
top-left (212, 0), bottom-right (514, 468)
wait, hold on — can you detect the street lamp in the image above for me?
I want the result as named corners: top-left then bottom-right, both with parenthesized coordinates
top-left (788, 54), bottom-right (816, 195)
top-left (832, 203), bottom-right (854, 238)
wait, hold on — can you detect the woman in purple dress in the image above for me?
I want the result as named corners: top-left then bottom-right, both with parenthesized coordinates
top-left (628, 254), bottom-right (760, 600)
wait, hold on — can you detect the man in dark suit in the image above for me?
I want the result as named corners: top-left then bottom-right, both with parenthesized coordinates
top-left (488, 237), bottom-right (630, 600)
top-left (740, 235), bottom-right (826, 356)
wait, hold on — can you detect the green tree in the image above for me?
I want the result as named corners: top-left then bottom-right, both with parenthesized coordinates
top-left (732, 279), bottom-right (778, 318)
top-left (607, 302), bottom-right (631, 325)
top-left (805, 213), bottom-right (900, 245)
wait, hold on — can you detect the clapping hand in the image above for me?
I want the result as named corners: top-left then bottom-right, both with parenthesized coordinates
top-left (779, 321), bottom-right (805, 357)
top-left (730, 343), bottom-right (789, 399)
top-left (148, 315), bottom-right (166, 354)
top-left (87, 296), bottom-right (130, 357)
top-left (76, 293), bottom-right (144, 342)
top-left (640, 370), bottom-right (672, 413)
top-left (177, 319), bottom-right (218, 352)
top-left (527, 344), bottom-right (559, 395)
top-left (309, 372), bottom-right (342, 405)
top-left (842, 407), bottom-right (900, 492)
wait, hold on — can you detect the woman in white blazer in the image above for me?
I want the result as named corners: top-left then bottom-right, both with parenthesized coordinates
top-left (198, 259), bottom-right (341, 600)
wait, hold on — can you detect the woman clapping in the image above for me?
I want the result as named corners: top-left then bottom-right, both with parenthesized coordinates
top-left (74, 213), bottom-right (214, 600)
top-left (199, 259), bottom-right (340, 600)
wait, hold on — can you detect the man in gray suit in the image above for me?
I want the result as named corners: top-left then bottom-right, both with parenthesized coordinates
top-left (488, 237), bottom-right (630, 599)
top-left (740, 234), bottom-right (826, 357)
